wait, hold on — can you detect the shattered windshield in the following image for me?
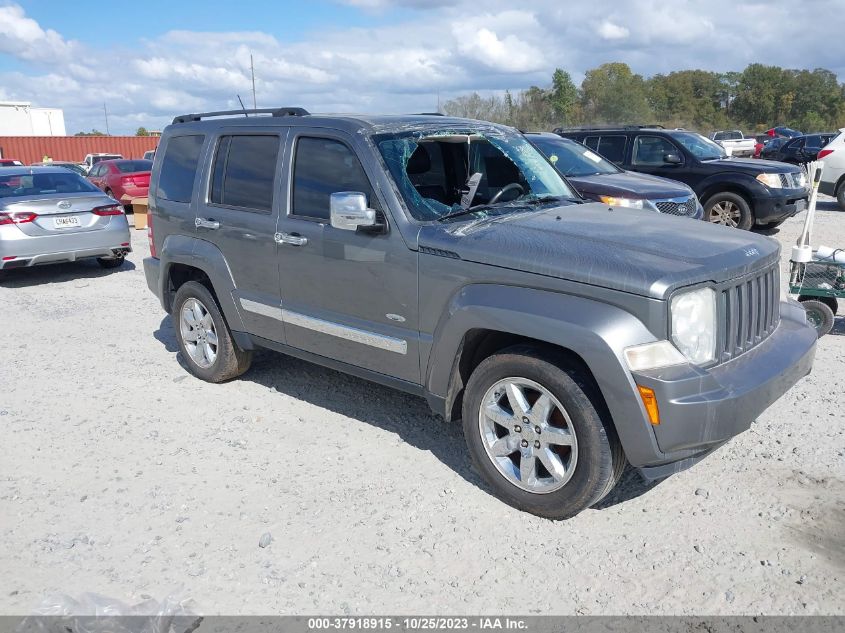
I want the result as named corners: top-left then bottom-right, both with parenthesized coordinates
top-left (374, 128), bottom-right (575, 221)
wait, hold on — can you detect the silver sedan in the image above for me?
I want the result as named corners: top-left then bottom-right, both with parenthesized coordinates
top-left (0, 167), bottom-right (131, 271)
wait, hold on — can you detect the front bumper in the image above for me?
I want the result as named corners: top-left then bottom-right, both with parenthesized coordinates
top-left (752, 189), bottom-right (809, 224)
top-left (631, 300), bottom-right (816, 474)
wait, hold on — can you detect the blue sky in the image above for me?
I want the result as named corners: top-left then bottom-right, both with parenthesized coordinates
top-left (1, 0), bottom-right (844, 134)
top-left (10, 1), bottom-right (415, 49)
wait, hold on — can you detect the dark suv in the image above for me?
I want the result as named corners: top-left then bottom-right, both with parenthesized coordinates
top-left (760, 133), bottom-right (836, 164)
top-left (555, 126), bottom-right (809, 230)
top-left (143, 108), bottom-right (816, 519)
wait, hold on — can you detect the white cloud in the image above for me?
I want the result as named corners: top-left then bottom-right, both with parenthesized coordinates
top-left (0, 4), bottom-right (79, 62)
top-left (597, 21), bottom-right (630, 40)
top-left (449, 10), bottom-right (546, 75)
top-left (0, 1), bottom-right (842, 134)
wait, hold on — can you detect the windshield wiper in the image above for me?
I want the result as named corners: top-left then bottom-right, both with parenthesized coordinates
top-left (437, 206), bottom-right (493, 222)
top-left (523, 195), bottom-right (583, 205)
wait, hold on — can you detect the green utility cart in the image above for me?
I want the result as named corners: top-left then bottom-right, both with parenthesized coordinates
top-left (790, 256), bottom-right (844, 336)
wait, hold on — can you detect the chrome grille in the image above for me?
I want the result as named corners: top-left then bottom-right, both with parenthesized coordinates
top-left (718, 265), bottom-right (780, 363)
top-left (654, 195), bottom-right (698, 217)
top-left (778, 172), bottom-right (805, 188)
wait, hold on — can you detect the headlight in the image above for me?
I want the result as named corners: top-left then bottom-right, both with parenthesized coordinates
top-left (671, 287), bottom-right (717, 364)
top-left (599, 195), bottom-right (644, 209)
top-left (756, 173), bottom-right (783, 188)
top-left (795, 171), bottom-right (808, 187)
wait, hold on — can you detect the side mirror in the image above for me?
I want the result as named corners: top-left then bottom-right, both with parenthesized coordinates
top-left (330, 192), bottom-right (376, 231)
top-left (663, 153), bottom-right (682, 165)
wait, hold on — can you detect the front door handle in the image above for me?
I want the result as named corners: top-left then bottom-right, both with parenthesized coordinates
top-left (196, 217), bottom-right (220, 230)
top-left (274, 232), bottom-right (308, 246)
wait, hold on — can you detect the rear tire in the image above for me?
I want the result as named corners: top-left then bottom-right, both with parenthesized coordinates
top-left (97, 256), bottom-right (124, 269)
top-left (172, 281), bottom-right (252, 382)
top-left (836, 182), bottom-right (845, 212)
top-left (704, 192), bottom-right (753, 230)
top-left (461, 345), bottom-right (624, 519)
top-left (798, 298), bottom-right (835, 337)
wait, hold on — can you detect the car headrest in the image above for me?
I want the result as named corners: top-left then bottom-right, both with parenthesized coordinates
top-left (407, 145), bottom-right (432, 175)
top-left (32, 174), bottom-right (53, 188)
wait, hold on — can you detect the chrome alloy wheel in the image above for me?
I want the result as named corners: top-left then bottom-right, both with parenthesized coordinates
top-left (478, 377), bottom-right (578, 494)
top-left (708, 200), bottom-right (741, 227)
top-left (179, 298), bottom-right (218, 369)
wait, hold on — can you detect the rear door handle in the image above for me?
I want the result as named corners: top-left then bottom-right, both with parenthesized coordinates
top-left (196, 217), bottom-right (220, 230)
top-left (274, 232), bottom-right (308, 246)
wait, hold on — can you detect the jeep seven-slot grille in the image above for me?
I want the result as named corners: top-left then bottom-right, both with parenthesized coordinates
top-left (718, 265), bottom-right (780, 363)
top-left (654, 195), bottom-right (698, 217)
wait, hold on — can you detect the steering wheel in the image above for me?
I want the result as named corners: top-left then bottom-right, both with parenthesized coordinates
top-left (488, 183), bottom-right (524, 205)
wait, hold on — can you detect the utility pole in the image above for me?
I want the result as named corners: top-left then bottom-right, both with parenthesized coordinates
top-left (103, 103), bottom-right (110, 135)
top-left (250, 54), bottom-right (257, 110)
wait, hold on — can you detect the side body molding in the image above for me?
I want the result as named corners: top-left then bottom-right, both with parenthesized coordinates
top-left (424, 284), bottom-right (665, 467)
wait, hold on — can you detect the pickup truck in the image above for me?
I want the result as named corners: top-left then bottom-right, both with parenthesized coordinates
top-left (83, 153), bottom-right (123, 172)
top-left (710, 130), bottom-right (756, 157)
top-left (143, 109), bottom-right (817, 519)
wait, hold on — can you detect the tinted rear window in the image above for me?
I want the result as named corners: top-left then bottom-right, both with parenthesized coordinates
top-left (713, 131), bottom-right (741, 141)
top-left (596, 136), bottom-right (627, 163)
top-left (157, 135), bottom-right (204, 203)
top-left (210, 135), bottom-right (280, 212)
top-left (0, 172), bottom-right (99, 198)
top-left (114, 160), bottom-right (152, 173)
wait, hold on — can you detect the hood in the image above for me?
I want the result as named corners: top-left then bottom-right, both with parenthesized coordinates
top-left (702, 156), bottom-right (802, 174)
top-left (568, 170), bottom-right (692, 200)
top-left (418, 203), bottom-right (780, 299)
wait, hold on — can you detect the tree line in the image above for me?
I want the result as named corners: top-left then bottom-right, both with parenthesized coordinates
top-left (442, 63), bottom-right (845, 134)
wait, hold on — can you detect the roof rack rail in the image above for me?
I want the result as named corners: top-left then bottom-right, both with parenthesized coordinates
top-left (172, 107), bottom-right (310, 124)
top-left (414, 112), bottom-right (445, 116)
top-left (553, 124), bottom-right (666, 133)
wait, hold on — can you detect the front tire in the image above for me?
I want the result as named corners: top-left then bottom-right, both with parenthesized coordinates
top-left (704, 192), bottom-right (753, 230)
top-left (172, 281), bottom-right (252, 382)
top-left (462, 345), bottom-right (624, 519)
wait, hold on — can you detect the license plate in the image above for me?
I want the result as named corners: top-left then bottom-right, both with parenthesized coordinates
top-left (795, 199), bottom-right (807, 213)
top-left (54, 216), bottom-right (81, 229)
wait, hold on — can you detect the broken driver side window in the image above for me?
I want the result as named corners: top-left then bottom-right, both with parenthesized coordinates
top-left (375, 129), bottom-right (573, 221)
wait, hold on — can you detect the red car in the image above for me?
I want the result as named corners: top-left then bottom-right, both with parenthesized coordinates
top-left (87, 159), bottom-right (152, 207)
top-left (0, 158), bottom-right (24, 167)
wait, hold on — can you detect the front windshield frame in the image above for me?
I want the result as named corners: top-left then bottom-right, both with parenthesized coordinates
top-left (372, 127), bottom-right (577, 223)
top-left (671, 132), bottom-right (726, 161)
top-left (529, 136), bottom-right (621, 177)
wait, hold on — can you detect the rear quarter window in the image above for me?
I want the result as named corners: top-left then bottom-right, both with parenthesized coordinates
top-left (157, 135), bottom-right (205, 203)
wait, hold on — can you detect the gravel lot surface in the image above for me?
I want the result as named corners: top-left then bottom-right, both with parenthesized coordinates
top-left (1, 198), bottom-right (843, 616)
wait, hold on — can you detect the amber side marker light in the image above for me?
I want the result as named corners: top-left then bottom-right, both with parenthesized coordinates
top-left (637, 386), bottom-right (660, 425)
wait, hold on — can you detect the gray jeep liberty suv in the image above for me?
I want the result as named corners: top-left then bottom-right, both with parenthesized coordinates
top-left (143, 108), bottom-right (817, 519)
